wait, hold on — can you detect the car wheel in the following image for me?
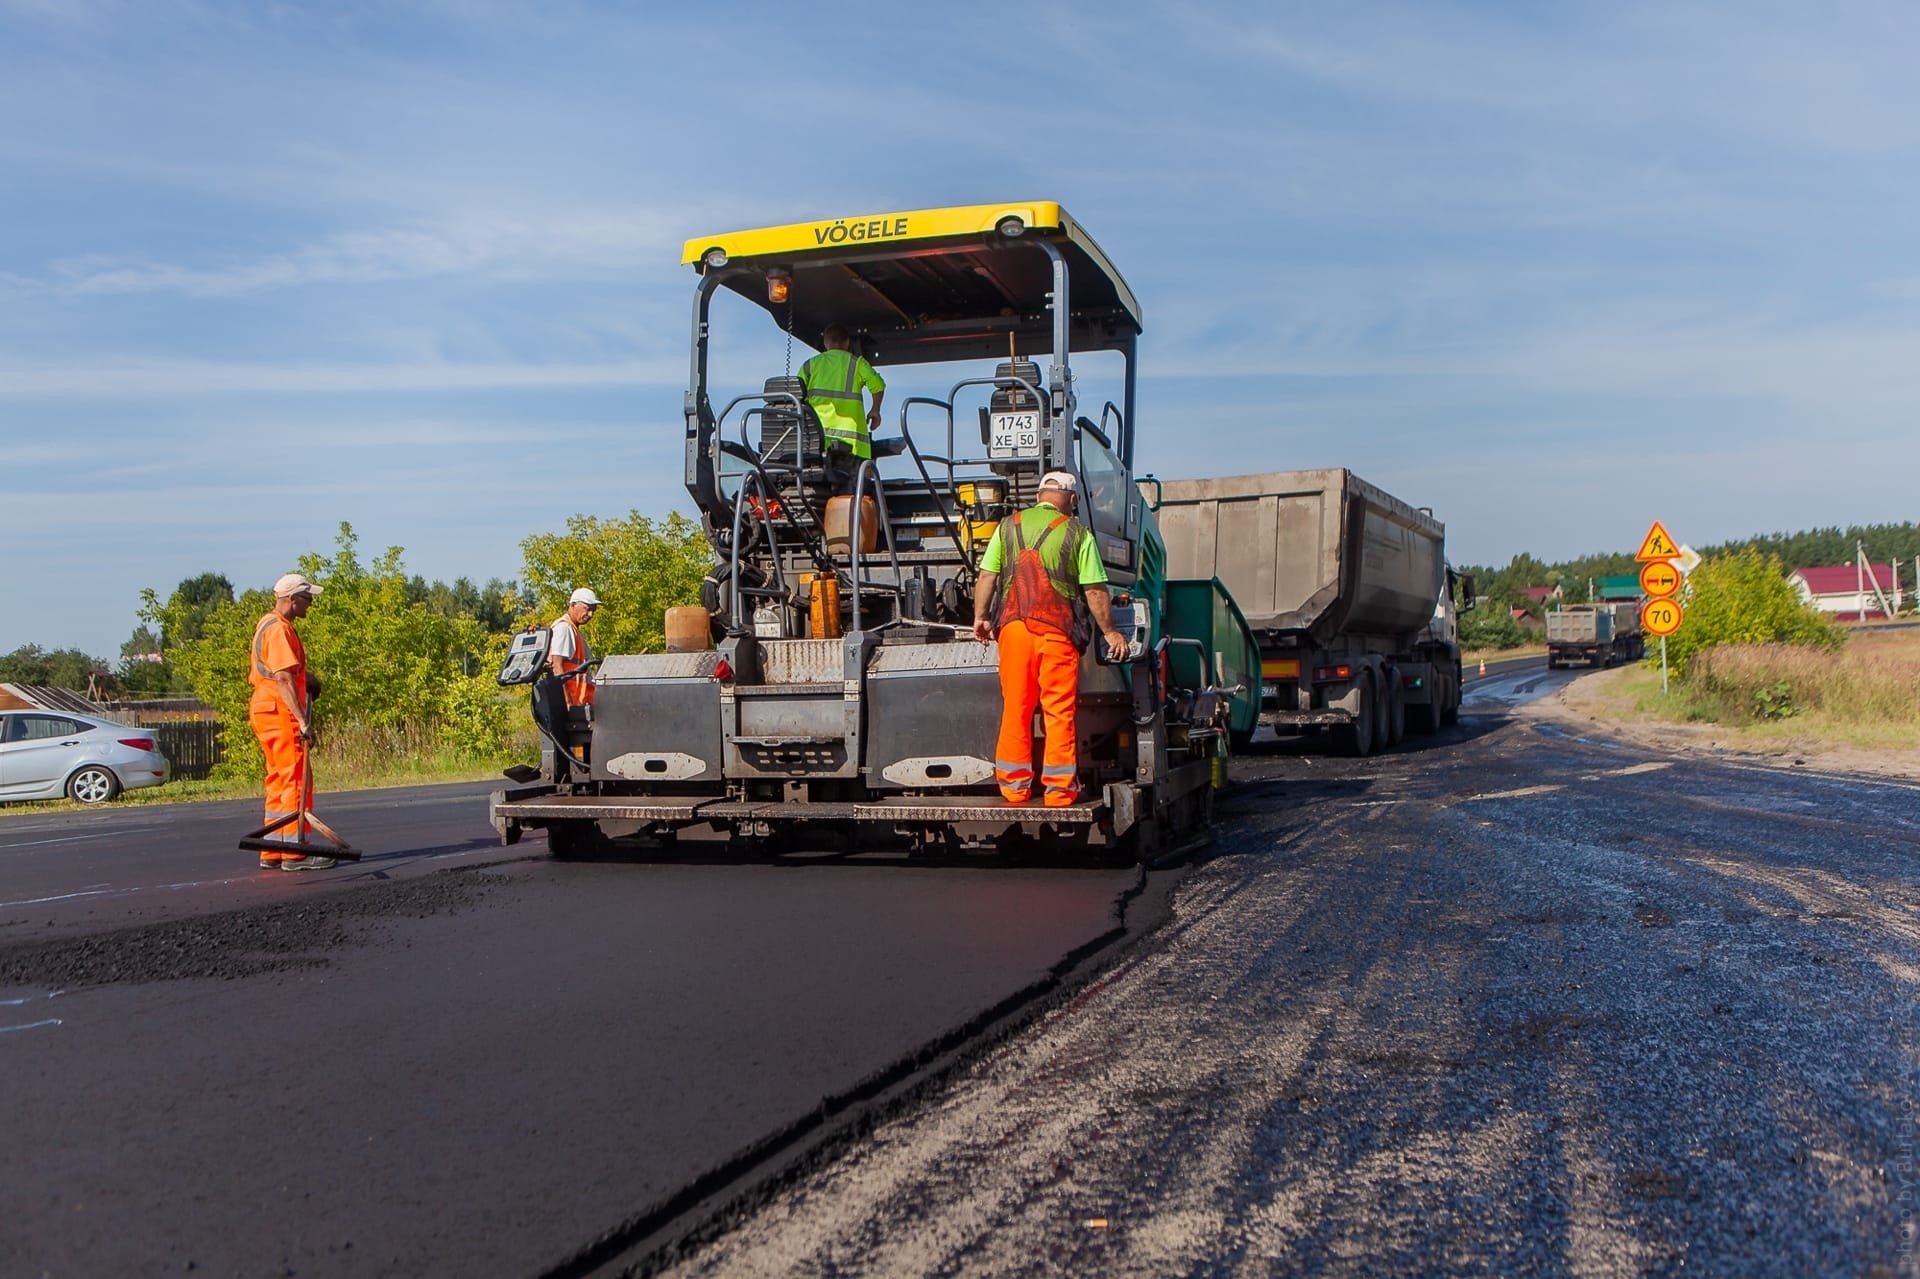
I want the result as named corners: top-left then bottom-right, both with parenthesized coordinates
top-left (68, 766), bottom-right (121, 805)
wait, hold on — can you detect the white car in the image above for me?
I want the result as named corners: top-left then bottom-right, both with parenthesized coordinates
top-left (0, 709), bottom-right (172, 804)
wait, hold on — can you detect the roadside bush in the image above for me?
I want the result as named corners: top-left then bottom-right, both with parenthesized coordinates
top-left (1658, 547), bottom-right (1841, 679)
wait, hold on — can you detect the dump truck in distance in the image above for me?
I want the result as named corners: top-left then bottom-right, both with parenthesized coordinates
top-left (1151, 469), bottom-right (1473, 757)
top-left (1546, 603), bottom-right (1644, 668)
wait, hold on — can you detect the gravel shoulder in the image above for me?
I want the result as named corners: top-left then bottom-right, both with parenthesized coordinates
top-left (1528, 666), bottom-right (1920, 785)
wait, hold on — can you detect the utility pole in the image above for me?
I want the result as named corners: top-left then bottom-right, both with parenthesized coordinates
top-left (1857, 540), bottom-right (1894, 619)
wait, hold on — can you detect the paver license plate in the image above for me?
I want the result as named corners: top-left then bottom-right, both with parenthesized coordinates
top-left (988, 411), bottom-right (1041, 459)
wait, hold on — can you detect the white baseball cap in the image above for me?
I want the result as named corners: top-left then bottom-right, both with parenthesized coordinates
top-left (569, 587), bottom-right (603, 607)
top-left (273, 573), bottom-right (322, 598)
top-left (1038, 470), bottom-right (1078, 492)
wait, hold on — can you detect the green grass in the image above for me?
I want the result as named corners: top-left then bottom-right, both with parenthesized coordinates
top-left (1568, 629), bottom-right (1920, 754)
top-left (1464, 642), bottom-right (1548, 666)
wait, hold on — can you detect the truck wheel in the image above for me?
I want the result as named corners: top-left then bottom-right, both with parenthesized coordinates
top-left (1332, 678), bottom-right (1375, 757)
top-left (1441, 671), bottom-right (1460, 726)
top-left (1229, 727), bottom-right (1256, 755)
top-left (1386, 681), bottom-right (1406, 747)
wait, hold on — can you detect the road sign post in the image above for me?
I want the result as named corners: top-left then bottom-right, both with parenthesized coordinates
top-left (1636, 522), bottom-right (1686, 697)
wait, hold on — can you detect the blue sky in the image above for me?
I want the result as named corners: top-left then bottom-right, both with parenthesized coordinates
top-left (5, 1), bottom-right (1918, 661)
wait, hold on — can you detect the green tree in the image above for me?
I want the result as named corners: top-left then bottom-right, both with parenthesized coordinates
top-left (1460, 606), bottom-right (1532, 651)
top-left (518, 511), bottom-right (709, 656)
top-left (406, 574), bottom-right (520, 633)
top-left (1659, 547), bottom-right (1842, 678)
top-left (0, 645), bottom-right (107, 690)
top-left (115, 625), bottom-right (184, 697)
top-left (156, 572), bottom-right (235, 647)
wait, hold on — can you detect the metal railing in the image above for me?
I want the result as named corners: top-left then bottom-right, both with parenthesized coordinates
top-left (709, 370), bottom-right (1113, 634)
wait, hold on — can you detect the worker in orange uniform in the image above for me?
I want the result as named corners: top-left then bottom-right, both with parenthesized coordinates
top-left (547, 587), bottom-right (602, 709)
top-left (249, 573), bottom-right (332, 870)
top-left (971, 471), bottom-right (1127, 806)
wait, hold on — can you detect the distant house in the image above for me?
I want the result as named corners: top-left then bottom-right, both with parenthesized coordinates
top-left (1519, 585), bottom-right (1562, 605)
top-left (1595, 575), bottom-right (1642, 601)
top-left (1787, 564), bottom-right (1904, 622)
top-left (1509, 607), bottom-right (1544, 633)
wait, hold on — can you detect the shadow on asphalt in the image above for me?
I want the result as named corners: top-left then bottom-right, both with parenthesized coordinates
top-left (1232, 709), bottom-right (1516, 762)
top-left (554, 841), bottom-right (1142, 872)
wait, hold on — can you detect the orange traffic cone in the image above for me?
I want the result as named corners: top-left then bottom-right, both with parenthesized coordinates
top-left (1478, 658), bottom-right (1487, 677)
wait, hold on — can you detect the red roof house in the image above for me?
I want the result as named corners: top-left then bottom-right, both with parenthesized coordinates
top-left (1787, 564), bottom-right (1904, 622)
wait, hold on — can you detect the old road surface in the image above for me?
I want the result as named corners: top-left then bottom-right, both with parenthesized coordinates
top-left (3, 656), bottom-right (1915, 1277)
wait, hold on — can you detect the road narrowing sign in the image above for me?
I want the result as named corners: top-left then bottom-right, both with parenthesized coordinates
top-left (1635, 520), bottom-right (1679, 562)
top-left (1639, 560), bottom-right (1681, 598)
top-left (1642, 597), bottom-right (1684, 637)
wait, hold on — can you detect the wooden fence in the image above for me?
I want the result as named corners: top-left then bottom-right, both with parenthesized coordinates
top-left (144, 720), bottom-right (224, 781)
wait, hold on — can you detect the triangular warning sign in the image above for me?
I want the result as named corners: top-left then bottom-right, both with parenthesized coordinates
top-left (1635, 520), bottom-right (1679, 562)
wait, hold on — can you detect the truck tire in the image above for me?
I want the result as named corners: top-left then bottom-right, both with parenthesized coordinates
top-left (1229, 726), bottom-right (1256, 755)
top-left (1441, 670), bottom-right (1461, 726)
top-left (1332, 677), bottom-right (1375, 757)
top-left (1386, 678), bottom-right (1405, 747)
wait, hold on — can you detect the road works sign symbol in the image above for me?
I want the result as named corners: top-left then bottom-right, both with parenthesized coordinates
top-left (1642, 597), bottom-right (1684, 637)
top-left (1640, 560), bottom-right (1682, 598)
top-left (1636, 520), bottom-right (1679, 562)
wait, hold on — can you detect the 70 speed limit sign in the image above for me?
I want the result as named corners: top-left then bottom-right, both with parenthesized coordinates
top-left (1641, 596), bottom-right (1684, 637)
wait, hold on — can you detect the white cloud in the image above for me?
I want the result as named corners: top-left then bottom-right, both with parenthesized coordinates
top-left (0, 355), bottom-right (682, 396)
top-left (35, 209), bottom-right (680, 297)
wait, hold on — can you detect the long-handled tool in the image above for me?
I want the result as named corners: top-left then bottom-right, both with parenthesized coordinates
top-left (238, 735), bottom-right (360, 861)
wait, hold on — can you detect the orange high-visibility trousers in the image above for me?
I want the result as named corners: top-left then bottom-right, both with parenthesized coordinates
top-left (994, 620), bottom-right (1081, 806)
top-left (249, 704), bottom-right (308, 857)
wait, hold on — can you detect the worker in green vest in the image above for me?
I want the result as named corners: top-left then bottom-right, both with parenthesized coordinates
top-left (799, 324), bottom-right (885, 489)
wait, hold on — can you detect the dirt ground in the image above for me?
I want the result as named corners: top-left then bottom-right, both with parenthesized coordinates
top-left (1529, 665), bottom-right (1920, 783)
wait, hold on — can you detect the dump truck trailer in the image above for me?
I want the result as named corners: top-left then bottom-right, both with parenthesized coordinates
top-left (489, 202), bottom-right (1259, 859)
top-left (1152, 469), bottom-right (1472, 757)
top-left (1546, 602), bottom-right (1644, 668)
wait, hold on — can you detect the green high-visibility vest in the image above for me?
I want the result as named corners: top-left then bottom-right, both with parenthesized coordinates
top-left (799, 348), bottom-right (884, 458)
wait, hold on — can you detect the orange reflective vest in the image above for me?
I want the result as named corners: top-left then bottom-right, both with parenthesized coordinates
top-left (550, 615), bottom-right (596, 708)
top-left (247, 612), bottom-right (307, 717)
top-left (995, 513), bottom-right (1082, 639)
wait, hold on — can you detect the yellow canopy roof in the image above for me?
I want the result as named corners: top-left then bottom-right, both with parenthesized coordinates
top-left (682, 201), bottom-right (1142, 365)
